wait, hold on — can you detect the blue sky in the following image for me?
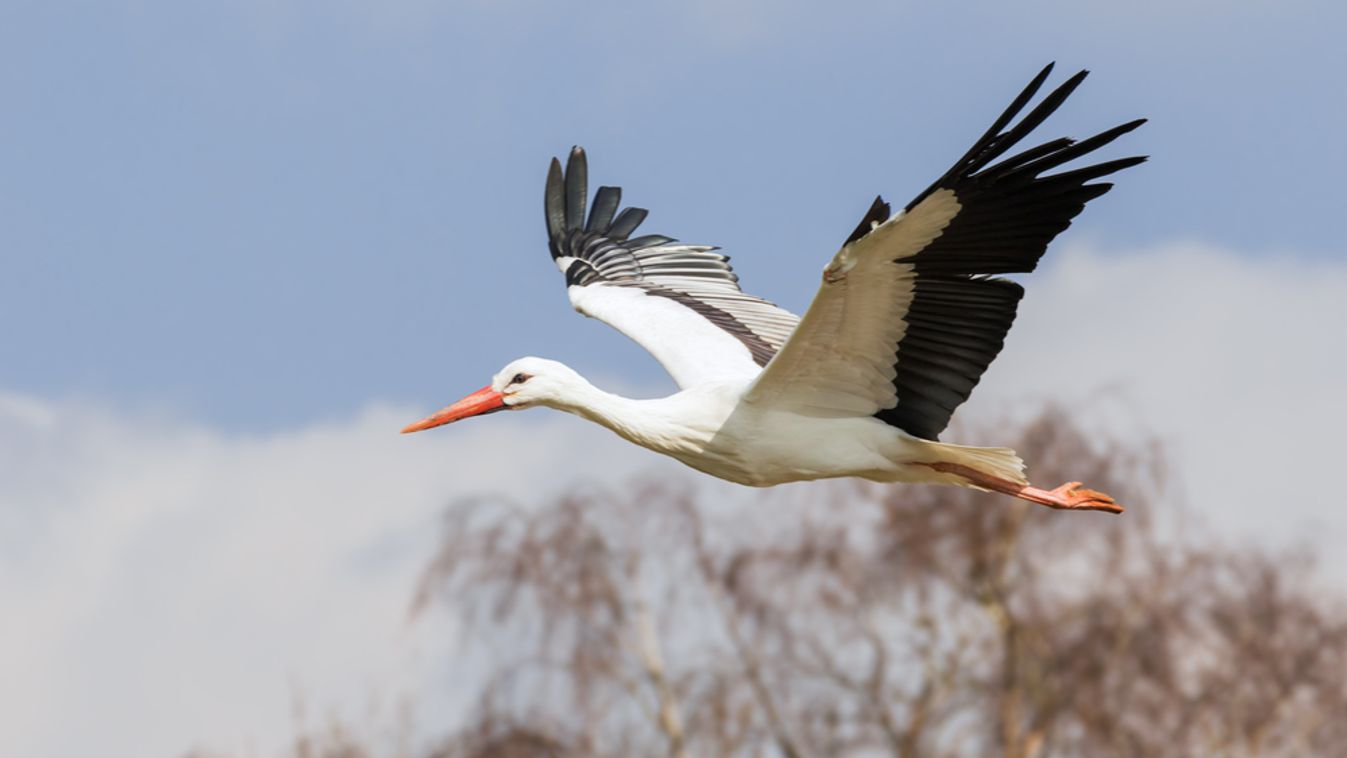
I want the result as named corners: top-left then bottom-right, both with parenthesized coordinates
top-left (2, 0), bottom-right (1343, 430)
top-left (4, 3), bottom-right (1347, 756)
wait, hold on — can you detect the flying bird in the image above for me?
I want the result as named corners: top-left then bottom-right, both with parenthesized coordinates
top-left (403, 63), bottom-right (1145, 514)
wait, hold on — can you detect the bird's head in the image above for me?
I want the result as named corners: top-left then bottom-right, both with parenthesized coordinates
top-left (400, 357), bottom-right (579, 434)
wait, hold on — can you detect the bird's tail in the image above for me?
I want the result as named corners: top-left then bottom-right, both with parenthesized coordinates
top-left (912, 440), bottom-right (1029, 490)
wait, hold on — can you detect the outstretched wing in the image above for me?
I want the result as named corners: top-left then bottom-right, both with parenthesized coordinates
top-left (546, 147), bottom-right (799, 389)
top-left (746, 63), bottom-right (1146, 440)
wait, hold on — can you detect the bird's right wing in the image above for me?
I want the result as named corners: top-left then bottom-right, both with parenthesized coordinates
top-left (745, 64), bottom-right (1146, 440)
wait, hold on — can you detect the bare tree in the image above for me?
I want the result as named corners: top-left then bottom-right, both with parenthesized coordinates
top-left (414, 408), bottom-right (1347, 758)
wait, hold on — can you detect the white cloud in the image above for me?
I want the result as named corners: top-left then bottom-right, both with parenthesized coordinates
top-left (2, 240), bottom-right (1345, 757)
top-left (0, 397), bottom-right (683, 758)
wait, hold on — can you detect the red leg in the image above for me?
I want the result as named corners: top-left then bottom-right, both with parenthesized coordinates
top-left (916, 462), bottom-right (1124, 514)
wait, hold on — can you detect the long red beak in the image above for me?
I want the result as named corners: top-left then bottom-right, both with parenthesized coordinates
top-left (400, 386), bottom-right (507, 434)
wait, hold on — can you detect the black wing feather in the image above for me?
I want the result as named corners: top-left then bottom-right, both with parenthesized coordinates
top-left (544, 158), bottom-right (566, 247)
top-left (563, 147), bottom-right (587, 231)
top-left (587, 186), bottom-right (621, 233)
top-left (862, 65), bottom-right (1145, 440)
top-left (606, 207), bottom-right (647, 241)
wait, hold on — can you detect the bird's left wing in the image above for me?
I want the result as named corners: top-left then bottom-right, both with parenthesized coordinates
top-left (546, 147), bottom-right (799, 389)
top-left (745, 64), bottom-right (1146, 440)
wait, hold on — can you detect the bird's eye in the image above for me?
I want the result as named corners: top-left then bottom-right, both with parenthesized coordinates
top-left (510, 373), bottom-right (530, 385)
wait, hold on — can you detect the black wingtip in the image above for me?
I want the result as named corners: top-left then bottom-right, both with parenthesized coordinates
top-left (568, 145), bottom-right (586, 170)
top-left (1063, 69), bottom-right (1089, 95)
top-left (607, 206), bottom-right (649, 240)
top-left (1032, 62), bottom-right (1057, 88)
top-left (587, 185), bottom-right (622, 233)
top-left (564, 146), bottom-right (588, 232)
top-left (543, 146), bottom-right (653, 244)
top-left (544, 157), bottom-right (566, 248)
top-left (1113, 154), bottom-right (1149, 171)
top-left (999, 118), bottom-right (1148, 180)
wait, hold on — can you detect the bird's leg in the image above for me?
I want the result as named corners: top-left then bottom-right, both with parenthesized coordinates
top-left (916, 462), bottom-right (1124, 514)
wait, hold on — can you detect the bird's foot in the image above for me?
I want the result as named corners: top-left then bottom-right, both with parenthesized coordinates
top-left (1016, 481), bottom-right (1124, 514)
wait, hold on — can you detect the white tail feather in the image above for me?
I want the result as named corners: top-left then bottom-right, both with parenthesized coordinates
top-left (910, 440), bottom-right (1028, 489)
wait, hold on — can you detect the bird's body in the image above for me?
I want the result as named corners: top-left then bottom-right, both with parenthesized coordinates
top-left (404, 64), bottom-right (1146, 514)
top-left (515, 366), bottom-right (1005, 489)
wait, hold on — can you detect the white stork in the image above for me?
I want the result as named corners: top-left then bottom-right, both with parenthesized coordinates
top-left (403, 64), bottom-right (1145, 514)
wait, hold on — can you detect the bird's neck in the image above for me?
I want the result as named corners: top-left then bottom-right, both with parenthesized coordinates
top-left (553, 380), bottom-right (697, 452)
